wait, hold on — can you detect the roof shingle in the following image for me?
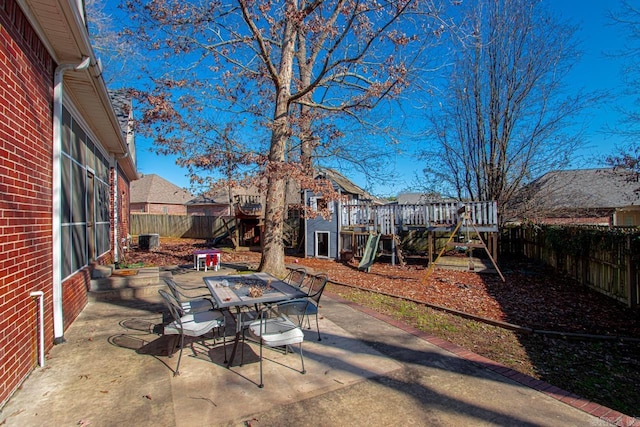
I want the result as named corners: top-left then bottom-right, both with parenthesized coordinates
top-left (520, 168), bottom-right (640, 210)
top-left (130, 174), bottom-right (193, 205)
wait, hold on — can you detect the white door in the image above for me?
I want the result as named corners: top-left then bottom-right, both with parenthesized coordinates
top-left (315, 231), bottom-right (330, 258)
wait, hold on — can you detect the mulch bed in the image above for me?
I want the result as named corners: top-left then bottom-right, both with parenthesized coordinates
top-left (125, 238), bottom-right (640, 339)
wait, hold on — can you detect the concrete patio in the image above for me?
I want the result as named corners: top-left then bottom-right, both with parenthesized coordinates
top-left (0, 266), bottom-right (629, 426)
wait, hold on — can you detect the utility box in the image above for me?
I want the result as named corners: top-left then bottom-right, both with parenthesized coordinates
top-left (138, 233), bottom-right (159, 251)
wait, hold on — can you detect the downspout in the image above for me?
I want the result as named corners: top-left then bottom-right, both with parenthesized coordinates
top-left (113, 164), bottom-right (119, 263)
top-left (52, 56), bottom-right (91, 344)
top-left (29, 291), bottom-right (45, 366)
top-left (336, 190), bottom-right (342, 261)
top-left (113, 151), bottom-right (130, 264)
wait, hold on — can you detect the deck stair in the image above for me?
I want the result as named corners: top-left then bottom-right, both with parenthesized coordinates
top-left (89, 265), bottom-right (167, 301)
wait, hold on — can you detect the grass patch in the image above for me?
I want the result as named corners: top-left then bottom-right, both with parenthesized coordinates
top-left (328, 283), bottom-right (640, 418)
top-left (115, 261), bottom-right (145, 269)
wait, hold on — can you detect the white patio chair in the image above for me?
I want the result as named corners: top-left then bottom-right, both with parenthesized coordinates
top-left (247, 305), bottom-right (305, 388)
top-left (159, 289), bottom-right (226, 376)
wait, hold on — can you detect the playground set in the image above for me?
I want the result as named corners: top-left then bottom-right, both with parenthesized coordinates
top-left (203, 168), bottom-right (503, 278)
top-left (305, 199), bottom-right (503, 279)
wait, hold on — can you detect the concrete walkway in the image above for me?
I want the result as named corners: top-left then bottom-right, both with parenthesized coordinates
top-left (0, 267), bottom-right (634, 426)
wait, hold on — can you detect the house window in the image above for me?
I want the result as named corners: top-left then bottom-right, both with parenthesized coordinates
top-left (315, 231), bottom-right (330, 258)
top-left (60, 105), bottom-right (111, 279)
top-left (309, 196), bottom-right (334, 214)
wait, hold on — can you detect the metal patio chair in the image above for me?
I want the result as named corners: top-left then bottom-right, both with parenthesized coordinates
top-left (247, 303), bottom-right (305, 388)
top-left (283, 267), bottom-right (307, 289)
top-left (159, 289), bottom-right (226, 376)
top-left (278, 273), bottom-right (329, 341)
top-left (163, 277), bottom-right (216, 314)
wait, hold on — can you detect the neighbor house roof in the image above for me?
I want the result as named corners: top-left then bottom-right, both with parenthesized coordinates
top-left (187, 184), bottom-right (262, 206)
top-left (130, 174), bottom-right (194, 205)
top-left (188, 178), bottom-right (307, 206)
top-left (109, 89), bottom-right (137, 168)
top-left (515, 168), bottom-right (640, 213)
top-left (188, 168), bottom-right (379, 206)
top-left (315, 167), bottom-right (387, 203)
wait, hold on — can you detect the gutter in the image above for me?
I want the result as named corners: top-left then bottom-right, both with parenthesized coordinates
top-left (52, 56), bottom-right (91, 344)
top-left (113, 166), bottom-right (120, 263)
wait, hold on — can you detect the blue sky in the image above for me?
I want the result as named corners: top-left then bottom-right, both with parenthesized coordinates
top-left (554, 1), bottom-right (630, 162)
top-left (128, 0), bottom-right (632, 198)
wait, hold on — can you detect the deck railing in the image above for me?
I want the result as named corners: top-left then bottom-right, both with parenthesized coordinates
top-left (340, 201), bottom-right (499, 234)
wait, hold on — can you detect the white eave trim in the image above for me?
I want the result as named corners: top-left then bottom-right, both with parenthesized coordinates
top-left (17, 0), bottom-right (136, 179)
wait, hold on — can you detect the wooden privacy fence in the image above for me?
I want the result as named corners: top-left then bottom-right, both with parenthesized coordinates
top-left (130, 214), bottom-right (230, 239)
top-left (502, 225), bottom-right (640, 308)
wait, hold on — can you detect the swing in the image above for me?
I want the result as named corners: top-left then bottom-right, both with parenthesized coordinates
top-left (422, 205), bottom-right (505, 283)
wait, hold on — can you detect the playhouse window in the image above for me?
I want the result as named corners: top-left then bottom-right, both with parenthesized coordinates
top-left (310, 196), bottom-right (333, 213)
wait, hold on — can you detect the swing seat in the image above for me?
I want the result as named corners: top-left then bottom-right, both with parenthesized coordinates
top-left (446, 242), bottom-right (486, 248)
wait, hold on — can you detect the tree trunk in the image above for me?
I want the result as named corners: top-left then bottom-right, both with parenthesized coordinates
top-left (259, 4), bottom-right (297, 277)
top-left (259, 99), bottom-right (292, 278)
top-left (259, 168), bottom-right (287, 277)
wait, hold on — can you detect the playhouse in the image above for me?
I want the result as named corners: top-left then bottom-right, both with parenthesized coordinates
top-left (302, 169), bottom-right (382, 259)
top-left (303, 170), bottom-right (500, 273)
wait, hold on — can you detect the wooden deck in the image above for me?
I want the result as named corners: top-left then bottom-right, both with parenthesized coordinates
top-left (339, 201), bottom-right (499, 235)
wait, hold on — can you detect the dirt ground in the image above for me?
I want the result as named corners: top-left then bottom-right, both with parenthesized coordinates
top-left (124, 237), bottom-right (640, 339)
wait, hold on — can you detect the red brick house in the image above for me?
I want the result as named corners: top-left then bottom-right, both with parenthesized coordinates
top-left (130, 174), bottom-right (193, 215)
top-left (0, 0), bottom-right (137, 407)
top-left (508, 168), bottom-right (640, 226)
top-left (186, 185), bottom-right (264, 217)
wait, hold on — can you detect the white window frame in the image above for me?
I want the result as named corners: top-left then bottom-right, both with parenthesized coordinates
top-left (315, 231), bottom-right (330, 258)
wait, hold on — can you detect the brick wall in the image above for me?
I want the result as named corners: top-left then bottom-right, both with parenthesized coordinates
top-left (187, 205), bottom-right (231, 217)
top-left (130, 203), bottom-right (146, 213)
top-left (61, 270), bottom-right (90, 326)
top-left (118, 168), bottom-right (131, 241)
top-left (132, 203), bottom-right (187, 215)
top-left (0, 0), bottom-right (55, 406)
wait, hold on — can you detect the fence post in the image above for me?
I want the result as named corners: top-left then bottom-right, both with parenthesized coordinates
top-left (626, 234), bottom-right (638, 308)
top-left (581, 245), bottom-right (589, 287)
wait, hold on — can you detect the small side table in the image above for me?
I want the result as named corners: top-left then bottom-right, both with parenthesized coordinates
top-left (193, 249), bottom-right (222, 271)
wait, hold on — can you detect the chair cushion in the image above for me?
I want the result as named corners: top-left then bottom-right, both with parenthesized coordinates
top-left (164, 309), bottom-right (225, 337)
top-left (248, 316), bottom-right (304, 347)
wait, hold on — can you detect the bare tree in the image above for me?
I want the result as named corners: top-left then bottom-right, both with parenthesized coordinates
top-left (419, 0), bottom-right (598, 218)
top-left (122, 0), bottom-right (443, 276)
top-left (85, 0), bottom-right (145, 85)
top-left (606, 0), bottom-right (640, 174)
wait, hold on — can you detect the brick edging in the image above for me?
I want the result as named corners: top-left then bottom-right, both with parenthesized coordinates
top-left (324, 291), bottom-right (640, 427)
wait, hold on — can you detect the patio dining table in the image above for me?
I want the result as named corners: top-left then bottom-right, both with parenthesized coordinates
top-left (203, 272), bottom-right (307, 367)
